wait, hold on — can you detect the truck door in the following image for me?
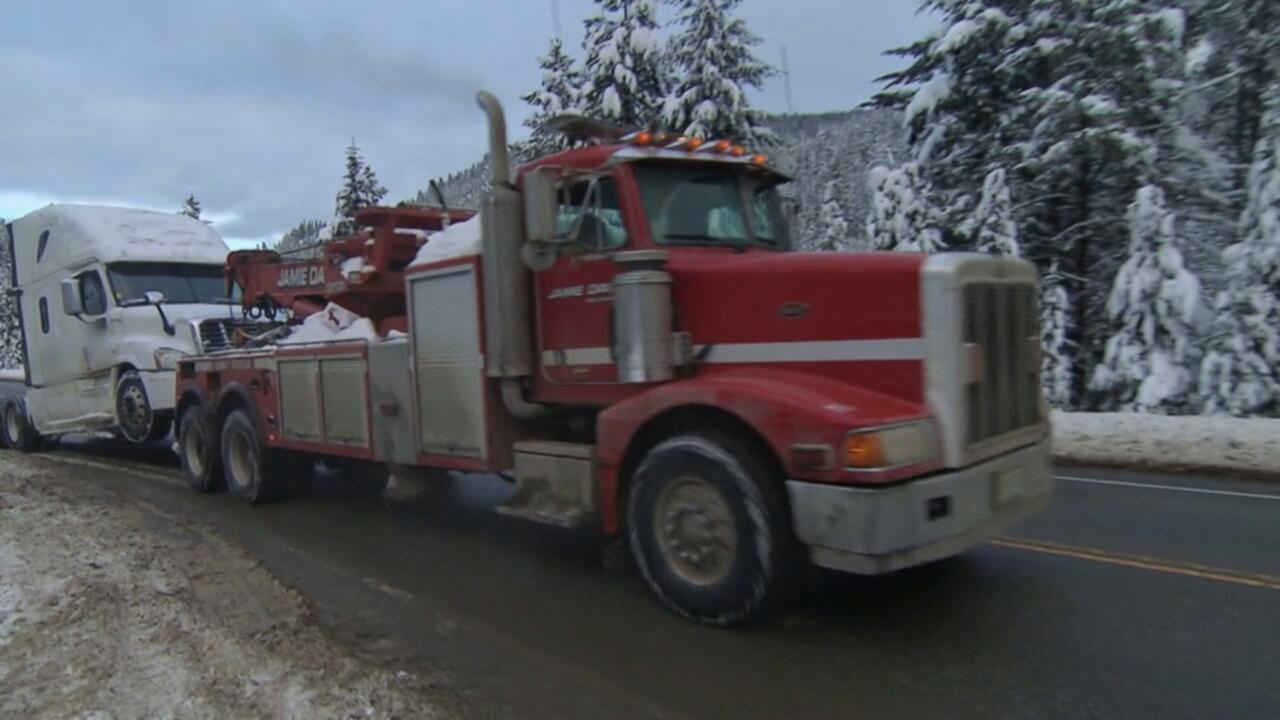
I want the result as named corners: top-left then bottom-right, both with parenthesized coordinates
top-left (534, 175), bottom-right (629, 385)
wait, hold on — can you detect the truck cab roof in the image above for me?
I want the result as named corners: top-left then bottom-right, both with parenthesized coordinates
top-left (10, 204), bottom-right (229, 286)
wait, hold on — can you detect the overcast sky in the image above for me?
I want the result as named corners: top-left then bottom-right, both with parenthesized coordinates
top-left (0, 0), bottom-right (936, 248)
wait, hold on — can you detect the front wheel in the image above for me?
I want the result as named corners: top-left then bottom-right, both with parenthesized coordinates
top-left (115, 370), bottom-right (169, 443)
top-left (3, 399), bottom-right (41, 453)
top-left (627, 431), bottom-right (794, 626)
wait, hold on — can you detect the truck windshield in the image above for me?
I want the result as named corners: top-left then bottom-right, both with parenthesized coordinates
top-left (633, 163), bottom-right (792, 250)
top-left (107, 262), bottom-right (235, 305)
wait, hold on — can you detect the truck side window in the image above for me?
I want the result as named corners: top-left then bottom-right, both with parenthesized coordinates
top-left (557, 178), bottom-right (628, 253)
top-left (39, 297), bottom-right (50, 333)
top-left (79, 272), bottom-right (107, 315)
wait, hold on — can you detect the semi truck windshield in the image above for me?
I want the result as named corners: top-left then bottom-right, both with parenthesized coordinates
top-left (633, 163), bottom-right (792, 251)
top-left (107, 262), bottom-right (236, 305)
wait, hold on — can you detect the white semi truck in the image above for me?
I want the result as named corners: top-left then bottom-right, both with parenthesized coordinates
top-left (2, 205), bottom-right (265, 449)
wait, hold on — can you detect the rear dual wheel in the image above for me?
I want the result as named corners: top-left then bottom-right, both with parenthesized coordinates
top-left (3, 399), bottom-right (41, 453)
top-left (219, 409), bottom-right (307, 504)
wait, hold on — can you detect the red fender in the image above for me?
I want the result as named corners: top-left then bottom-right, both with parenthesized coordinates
top-left (594, 366), bottom-right (930, 533)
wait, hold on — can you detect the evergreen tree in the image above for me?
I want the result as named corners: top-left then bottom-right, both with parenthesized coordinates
top-left (0, 222), bottom-right (22, 368)
top-left (277, 219), bottom-right (328, 255)
top-left (865, 162), bottom-right (947, 252)
top-left (180, 194), bottom-right (202, 220)
top-left (1040, 261), bottom-right (1073, 409)
top-left (1091, 185), bottom-right (1204, 413)
top-left (580, 0), bottom-right (666, 127)
top-left (873, 0), bottom-right (1196, 407)
top-left (815, 175), bottom-right (850, 251)
top-left (333, 141), bottom-right (387, 237)
top-left (660, 0), bottom-right (774, 145)
top-left (1199, 99), bottom-right (1280, 416)
top-left (521, 38), bottom-right (584, 152)
top-left (960, 167), bottom-right (1019, 256)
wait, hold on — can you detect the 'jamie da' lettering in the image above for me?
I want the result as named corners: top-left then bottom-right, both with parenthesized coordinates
top-left (278, 264), bottom-right (325, 289)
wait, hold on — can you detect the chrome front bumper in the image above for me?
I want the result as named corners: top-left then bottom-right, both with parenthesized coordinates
top-left (786, 439), bottom-right (1053, 575)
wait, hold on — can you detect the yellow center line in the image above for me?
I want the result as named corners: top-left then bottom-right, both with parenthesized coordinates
top-left (989, 537), bottom-right (1280, 592)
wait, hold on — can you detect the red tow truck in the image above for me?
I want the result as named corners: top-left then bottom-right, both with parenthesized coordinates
top-left (174, 91), bottom-right (1053, 624)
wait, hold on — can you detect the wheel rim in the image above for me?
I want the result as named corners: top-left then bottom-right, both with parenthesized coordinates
top-left (118, 383), bottom-right (151, 440)
top-left (653, 476), bottom-right (738, 586)
top-left (227, 429), bottom-right (254, 490)
top-left (184, 420), bottom-right (206, 477)
top-left (6, 406), bottom-right (23, 444)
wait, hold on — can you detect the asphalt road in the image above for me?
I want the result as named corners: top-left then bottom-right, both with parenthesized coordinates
top-left (3, 425), bottom-right (1278, 719)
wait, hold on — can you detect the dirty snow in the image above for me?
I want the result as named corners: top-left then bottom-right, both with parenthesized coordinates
top-left (1052, 411), bottom-right (1280, 477)
top-left (0, 454), bottom-right (446, 718)
top-left (411, 215), bottom-right (482, 266)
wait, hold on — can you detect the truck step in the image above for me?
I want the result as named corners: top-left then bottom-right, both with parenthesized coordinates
top-left (496, 441), bottom-right (596, 529)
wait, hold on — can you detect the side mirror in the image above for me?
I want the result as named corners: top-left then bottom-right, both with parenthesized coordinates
top-left (60, 278), bottom-right (83, 315)
top-left (523, 167), bottom-right (560, 243)
top-left (144, 290), bottom-right (166, 305)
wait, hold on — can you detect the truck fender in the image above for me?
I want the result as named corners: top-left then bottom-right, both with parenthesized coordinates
top-left (594, 367), bottom-right (930, 534)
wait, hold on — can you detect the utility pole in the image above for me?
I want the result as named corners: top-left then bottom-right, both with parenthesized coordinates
top-left (780, 45), bottom-right (794, 114)
top-left (551, 0), bottom-right (562, 40)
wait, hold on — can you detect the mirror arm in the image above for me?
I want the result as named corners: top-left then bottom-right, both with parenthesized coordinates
top-left (155, 304), bottom-right (176, 336)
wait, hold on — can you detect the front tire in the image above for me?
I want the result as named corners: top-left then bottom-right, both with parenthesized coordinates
top-left (3, 399), bottom-right (41, 453)
top-left (179, 407), bottom-right (220, 493)
top-left (115, 370), bottom-right (169, 443)
top-left (627, 431), bottom-right (794, 626)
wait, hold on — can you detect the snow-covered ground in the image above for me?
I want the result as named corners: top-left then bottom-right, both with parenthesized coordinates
top-left (0, 454), bottom-right (447, 718)
top-left (1052, 411), bottom-right (1280, 478)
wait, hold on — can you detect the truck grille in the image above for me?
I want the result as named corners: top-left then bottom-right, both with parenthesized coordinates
top-left (963, 282), bottom-right (1040, 445)
top-left (198, 318), bottom-right (278, 353)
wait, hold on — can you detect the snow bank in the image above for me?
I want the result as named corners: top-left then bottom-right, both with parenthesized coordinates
top-left (411, 215), bottom-right (482, 266)
top-left (1052, 411), bottom-right (1280, 478)
top-left (0, 368), bottom-right (24, 382)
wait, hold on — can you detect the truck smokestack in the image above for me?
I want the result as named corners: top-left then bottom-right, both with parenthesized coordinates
top-left (476, 91), bottom-right (510, 187)
top-left (474, 91), bottom-right (534, 381)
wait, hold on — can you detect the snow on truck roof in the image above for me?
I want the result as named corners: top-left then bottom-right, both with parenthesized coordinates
top-left (14, 204), bottom-right (229, 278)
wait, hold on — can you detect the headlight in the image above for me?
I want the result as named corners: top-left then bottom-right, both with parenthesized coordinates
top-left (154, 347), bottom-right (187, 370)
top-left (844, 420), bottom-right (939, 469)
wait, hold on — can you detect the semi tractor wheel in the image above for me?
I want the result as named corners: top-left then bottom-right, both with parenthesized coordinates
top-left (178, 407), bottom-right (220, 493)
top-left (3, 398), bottom-right (41, 453)
top-left (220, 409), bottom-right (299, 504)
top-left (627, 431), bottom-right (793, 626)
top-left (116, 370), bottom-right (171, 443)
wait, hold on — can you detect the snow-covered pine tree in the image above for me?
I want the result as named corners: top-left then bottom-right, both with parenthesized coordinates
top-left (1040, 261), bottom-right (1073, 409)
top-left (181, 194), bottom-right (202, 220)
top-left (333, 141), bottom-right (387, 238)
top-left (1199, 98), bottom-right (1280, 416)
top-left (1091, 185), bottom-right (1204, 413)
top-left (660, 0), bottom-right (774, 146)
top-left (580, 0), bottom-right (666, 128)
top-left (865, 162), bottom-right (947, 253)
top-left (522, 37), bottom-right (583, 152)
top-left (815, 174), bottom-right (850, 251)
top-left (0, 221), bottom-right (21, 369)
top-left (873, 0), bottom-right (1196, 408)
top-left (276, 219), bottom-right (328, 255)
top-left (960, 167), bottom-right (1019, 256)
